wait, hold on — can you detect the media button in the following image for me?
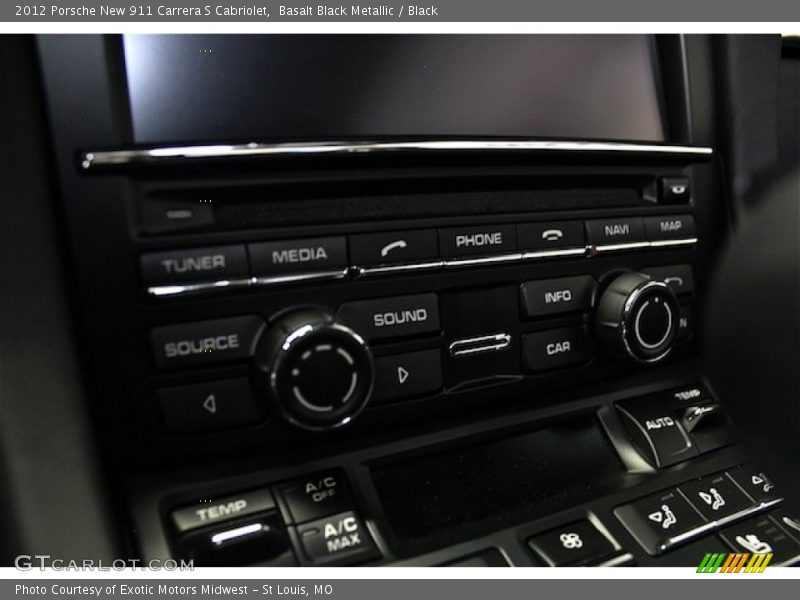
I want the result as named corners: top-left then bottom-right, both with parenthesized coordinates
top-left (373, 349), bottom-right (443, 402)
top-left (585, 218), bottom-right (646, 246)
top-left (520, 275), bottom-right (596, 319)
top-left (150, 315), bottom-right (266, 370)
top-left (158, 378), bottom-right (264, 434)
top-left (249, 237), bottom-right (347, 275)
top-left (518, 221), bottom-right (585, 251)
top-left (645, 215), bottom-right (696, 241)
top-left (521, 326), bottom-right (595, 372)
top-left (141, 245), bottom-right (249, 286)
top-left (338, 293), bottom-right (440, 341)
top-left (439, 224), bottom-right (517, 257)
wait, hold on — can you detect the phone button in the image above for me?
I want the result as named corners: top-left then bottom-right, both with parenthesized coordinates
top-left (518, 221), bottom-right (585, 251)
top-left (349, 229), bottom-right (439, 266)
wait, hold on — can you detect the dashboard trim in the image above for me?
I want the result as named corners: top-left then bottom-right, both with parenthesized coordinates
top-left (80, 140), bottom-right (714, 171)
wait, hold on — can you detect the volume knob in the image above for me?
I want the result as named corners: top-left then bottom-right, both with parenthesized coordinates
top-left (595, 272), bottom-right (680, 364)
top-left (255, 310), bottom-right (374, 431)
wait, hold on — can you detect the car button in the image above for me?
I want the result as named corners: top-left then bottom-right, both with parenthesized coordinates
top-left (518, 221), bottom-right (585, 252)
top-left (338, 293), bottom-right (440, 341)
top-left (521, 326), bottom-right (595, 372)
top-left (439, 224), bottom-right (517, 257)
top-left (158, 378), bottom-right (264, 433)
top-left (373, 349), bottom-right (443, 403)
top-left (275, 471), bottom-right (354, 524)
top-left (614, 489), bottom-right (705, 555)
top-left (528, 520), bottom-right (616, 566)
top-left (679, 473), bottom-right (753, 520)
top-left (726, 466), bottom-right (779, 503)
top-left (645, 215), bottom-right (696, 241)
top-left (172, 488), bottom-right (276, 533)
top-left (520, 275), bottom-right (596, 319)
top-left (349, 230), bottom-right (438, 266)
top-left (296, 510), bottom-right (379, 566)
top-left (661, 177), bottom-right (692, 204)
top-left (643, 265), bottom-right (695, 295)
top-left (248, 237), bottom-right (347, 275)
top-left (585, 217), bottom-right (646, 246)
top-left (141, 244), bottom-right (248, 286)
top-left (616, 396), bottom-right (697, 467)
top-left (150, 316), bottom-right (265, 370)
top-left (720, 516), bottom-right (800, 564)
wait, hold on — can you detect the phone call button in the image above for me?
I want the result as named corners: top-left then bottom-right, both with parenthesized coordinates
top-left (518, 220), bottom-right (585, 251)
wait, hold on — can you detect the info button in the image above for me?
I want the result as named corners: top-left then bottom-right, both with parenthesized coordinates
top-left (520, 275), bottom-right (596, 319)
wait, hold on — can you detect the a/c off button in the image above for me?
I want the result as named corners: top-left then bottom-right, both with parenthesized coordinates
top-left (337, 293), bottom-right (440, 341)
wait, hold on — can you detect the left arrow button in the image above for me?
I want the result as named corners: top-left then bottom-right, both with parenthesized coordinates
top-left (158, 379), bottom-right (264, 433)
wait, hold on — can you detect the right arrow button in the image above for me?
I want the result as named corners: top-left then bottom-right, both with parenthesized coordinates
top-left (373, 349), bottom-right (442, 403)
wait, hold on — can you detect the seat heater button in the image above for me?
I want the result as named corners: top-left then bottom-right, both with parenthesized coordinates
top-left (614, 489), bottom-right (706, 555)
top-left (141, 244), bottom-right (249, 286)
top-left (679, 473), bottom-right (753, 520)
top-left (297, 511), bottom-right (379, 566)
top-left (150, 315), bottom-right (266, 370)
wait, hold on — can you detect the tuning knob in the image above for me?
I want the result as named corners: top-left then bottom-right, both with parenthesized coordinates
top-left (255, 310), bottom-right (374, 431)
top-left (595, 272), bottom-right (680, 364)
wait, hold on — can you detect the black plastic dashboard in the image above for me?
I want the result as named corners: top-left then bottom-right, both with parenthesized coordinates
top-left (2, 33), bottom-right (799, 568)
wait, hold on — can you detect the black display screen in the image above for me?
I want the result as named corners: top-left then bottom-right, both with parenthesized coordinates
top-left (370, 417), bottom-right (632, 557)
top-left (123, 35), bottom-right (666, 144)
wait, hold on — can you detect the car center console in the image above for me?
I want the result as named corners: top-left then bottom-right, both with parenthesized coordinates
top-left (37, 34), bottom-right (800, 567)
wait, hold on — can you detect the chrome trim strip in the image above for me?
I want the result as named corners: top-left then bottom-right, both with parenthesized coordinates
top-left (444, 253), bottom-right (523, 268)
top-left (80, 140), bottom-right (714, 171)
top-left (353, 261), bottom-right (444, 277)
top-left (449, 333), bottom-right (512, 357)
top-left (595, 553), bottom-right (635, 567)
top-left (522, 247), bottom-right (587, 260)
top-left (650, 237), bottom-right (699, 248)
top-left (593, 241), bottom-right (652, 253)
top-left (657, 498), bottom-right (784, 553)
top-left (147, 278), bottom-right (252, 297)
top-left (251, 269), bottom-right (349, 286)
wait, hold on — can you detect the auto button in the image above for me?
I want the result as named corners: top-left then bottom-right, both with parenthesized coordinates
top-left (616, 396), bottom-right (697, 467)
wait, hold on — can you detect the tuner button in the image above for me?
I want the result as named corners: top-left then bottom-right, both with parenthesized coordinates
top-left (255, 310), bottom-right (374, 431)
top-left (596, 272), bottom-right (680, 364)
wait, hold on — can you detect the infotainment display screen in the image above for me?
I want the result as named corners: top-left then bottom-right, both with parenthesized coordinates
top-left (123, 34), bottom-right (666, 144)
